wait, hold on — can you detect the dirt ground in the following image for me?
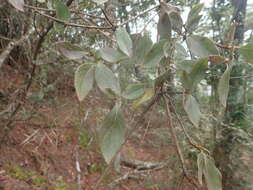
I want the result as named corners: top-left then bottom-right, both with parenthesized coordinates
top-left (0, 65), bottom-right (203, 190)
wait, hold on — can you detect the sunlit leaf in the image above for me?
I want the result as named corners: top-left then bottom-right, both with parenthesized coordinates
top-left (239, 43), bottom-right (253, 63)
top-left (116, 27), bottom-right (133, 57)
top-left (74, 64), bottom-right (94, 101)
top-left (122, 83), bottom-right (145, 100)
top-left (100, 47), bottom-right (126, 63)
top-left (204, 155), bottom-right (222, 190)
top-left (92, 0), bottom-right (108, 4)
top-left (184, 95), bottom-right (201, 127)
top-left (218, 65), bottom-right (232, 107)
top-left (8, 0), bottom-right (24, 12)
top-left (56, 42), bottom-right (86, 60)
top-left (99, 103), bottom-right (125, 164)
top-left (133, 88), bottom-right (154, 109)
top-left (197, 152), bottom-right (205, 186)
top-left (186, 35), bottom-right (219, 58)
top-left (95, 63), bottom-right (121, 95)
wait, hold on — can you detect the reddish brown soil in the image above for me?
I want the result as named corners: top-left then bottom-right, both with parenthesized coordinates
top-left (0, 65), bottom-right (197, 190)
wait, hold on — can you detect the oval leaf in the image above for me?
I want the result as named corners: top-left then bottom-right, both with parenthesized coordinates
top-left (189, 57), bottom-right (208, 88)
top-left (158, 12), bottom-right (172, 39)
top-left (184, 95), bottom-right (201, 127)
top-left (169, 11), bottom-right (183, 34)
top-left (99, 103), bottom-right (125, 164)
top-left (56, 1), bottom-right (70, 21)
top-left (56, 42), bottom-right (86, 60)
top-left (186, 35), bottom-right (219, 58)
top-left (122, 83), bottom-right (145, 100)
top-left (239, 43), bottom-right (253, 63)
top-left (92, 0), bottom-right (108, 4)
top-left (95, 63), bottom-right (121, 95)
top-left (133, 88), bottom-right (154, 109)
top-left (132, 34), bottom-right (153, 64)
top-left (8, 0), bottom-right (24, 11)
top-left (186, 3), bottom-right (204, 33)
top-left (115, 27), bottom-right (133, 57)
top-left (218, 65), bottom-right (232, 107)
top-left (144, 40), bottom-right (165, 67)
top-left (197, 152), bottom-right (205, 186)
top-left (74, 64), bottom-right (94, 101)
top-left (100, 47), bottom-right (126, 63)
top-left (204, 155), bottom-right (222, 190)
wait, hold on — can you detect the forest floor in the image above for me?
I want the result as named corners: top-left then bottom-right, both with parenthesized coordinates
top-left (0, 65), bottom-right (207, 190)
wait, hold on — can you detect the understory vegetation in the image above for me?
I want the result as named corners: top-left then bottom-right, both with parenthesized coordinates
top-left (1, 0), bottom-right (253, 189)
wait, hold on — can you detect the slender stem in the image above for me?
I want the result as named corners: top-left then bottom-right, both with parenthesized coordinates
top-left (163, 95), bottom-right (200, 190)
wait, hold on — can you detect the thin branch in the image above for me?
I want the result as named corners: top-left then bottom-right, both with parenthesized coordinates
top-left (167, 95), bottom-right (210, 155)
top-left (26, 6), bottom-right (112, 30)
top-left (0, 27), bottom-right (33, 69)
top-left (163, 95), bottom-right (200, 190)
top-left (216, 43), bottom-right (240, 49)
top-left (0, 0), bottom-right (75, 146)
top-left (118, 5), bottom-right (160, 27)
top-left (24, 4), bottom-right (105, 20)
top-left (101, 8), bottom-right (115, 29)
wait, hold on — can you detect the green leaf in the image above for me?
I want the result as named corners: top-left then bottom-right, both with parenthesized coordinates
top-left (169, 11), bottom-right (183, 34)
top-left (133, 88), bottom-right (154, 109)
top-left (175, 43), bottom-right (188, 59)
top-left (144, 40), bottom-right (165, 67)
top-left (188, 3), bottom-right (204, 19)
top-left (99, 103), bottom-right (125, 164)
top-left (181, 58), bottom-right (208, 90)
top-left (177, 60), bottom-right (195, 73)
top-left (55, 1), bottom-right (70, 21)
top-left (56, 42), bottom-right (86, 60)
top-left (189, 57), bottom-right (208, 88)
top-left (74, 64), bottom-right (94, 101)
top-left (122, 83), bottom-right (145, 100)
top-left (186, 35), bottom-right (219, 58)
top-left (186, 15), bottom-right (202, 34)
top-left (197, 152), bottom-right (205, 186)
top-left (100, 48), bottom-right (126, 63)
top-left (218, 65), bottom-right (232, 107)
top-left (132, 34), bottom-right (153, 64)
top-left (92, 0), bottom-right (108, 4)
top-left (159, 1), bottom-right (182, 35)
top-left (181, 71), bottom-right (192, 89)
top-left (184, 95), bottom-right (201, 127)
top-left (115, 27), bottom-right (133, 57)
top-left (95, 63), bottom-right (121, 95)
top-left (8, 0), bottom-right (24, 11)
top-left (239, 43), bottom-right (253, 63)
top-left (186, 3), bottom-right (204, 33)
top-left (204, 155), bottom-right (222, 190)
top-left (158, 9), bottom-right (171, 39)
